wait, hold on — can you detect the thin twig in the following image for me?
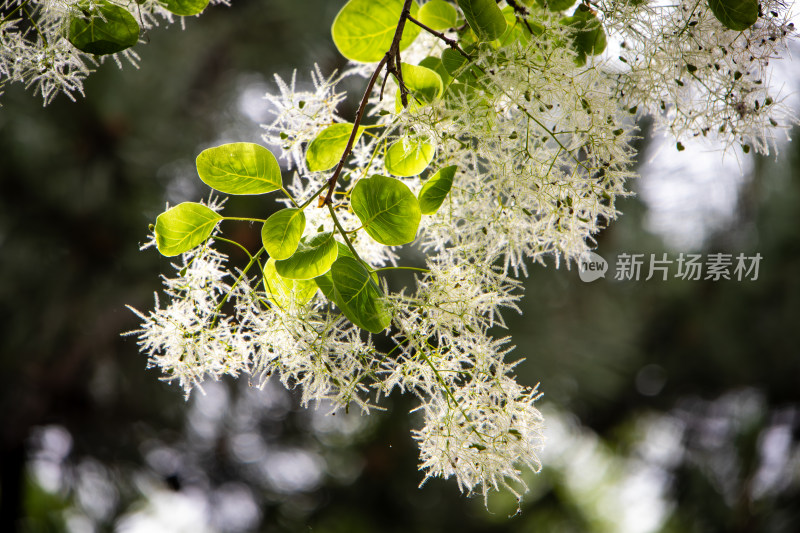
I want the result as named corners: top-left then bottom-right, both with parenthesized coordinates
top-left (392, 0), bottom-right (414, 107)
top-left (319, 0), bottom-right (415, 207)
top-left (504, 0), bottom-right (536, 36)
top-left (327, 202), bottom-right (370, 270)
top-left (406, 14), bottom-right (472, 59)
top-left (319, 53), bottom-right (389, 207)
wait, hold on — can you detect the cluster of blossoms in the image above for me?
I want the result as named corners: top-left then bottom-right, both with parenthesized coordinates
top-left (127, 0), bottom-right (797, 505)
top-left (0, 0), bottom-right (227, 104)
top-left (601, 0), bottom-right (796, 154)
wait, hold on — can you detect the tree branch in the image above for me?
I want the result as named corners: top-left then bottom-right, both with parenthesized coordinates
top-left (406, 14), bottom-right (472, 59)
top-left (319, 0), bottom-right (414, 207)
top-left (318, 53), bottom-right (389, 207)
top-left (504, 0), bottom-right (536, 36)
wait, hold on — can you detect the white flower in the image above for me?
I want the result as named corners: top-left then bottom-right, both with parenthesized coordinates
top-left (413, 374), bottom-right (544, 502)
top-left (0, 0), bottom-right (230, 105)
top-left (126, 242), bottom-right (244, 395)
top-left (261, 66), bottom-right (349, 171)
top-left (601, 0), bottom-right (796, 154)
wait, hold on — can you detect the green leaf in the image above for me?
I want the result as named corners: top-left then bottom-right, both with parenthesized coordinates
top-left (395, 62), bottom-right (444, 110)
top-left (306, 123), bottom-right (365, 172)
top-left (456, 24), bottom-right (479, 47)
top-left (67, 1), bottom-right (139, 56)
top-left (261, 208), bottom-right (306, 260)
top-left (274, 231), bottom-right (338, 279)
top-left (418, 165), bottom-right (456, 215)
top-left (315, 256), bottom-right (391, 333)
top-left (162, 0), bottom-right (210, 16)
top-left (154, 202), bottom-right (221, 257)
top-left (196, 143), bottom-right (282, 195)
top-left (497, 5), bottom-right (534, 46)
top-left (351, 175), bottom-right (421, 245)
top-left (418, 0), bottom-right (459, 30)
top-left (443, 79), bottom-right (489, 111)
top-left (441, 48), bottom-right (469, 76)
top-left (707, 0), bottom-right (758, 31)
top-left (561, 5), bottom-right (607, 66)
top-left (385, 136), bottom-right (435, 177)
top-left (333, 242), bottom-right (380, 283)
top-left (263, 258), bottom-right (317, 308)
top-left (419, 56), bottom-right (452, 87)
top-left (332, 0), bottom-right (421, 63)
top-left (441, 47), bottom-right (482, 86)
top-left (456, 0), bottom-right (507, 41)
top-left (534, 0), bottom-right (575, 12)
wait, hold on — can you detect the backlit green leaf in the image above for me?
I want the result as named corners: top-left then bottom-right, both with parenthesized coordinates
top-left (261, 208), bottom-right (306, 260)
top-left (306, 123), bottom-right (365, 172)
top-left (332, 242), bottom-right (379, 283)
top-left (418, 165), bottom-right (456, 215)
top-left (561, 5), bottom-right (607, 66)
top-left (154, 202), bottom-right (221, 257)
top-left (162, 0), bottom-right (210, 16)
top-left (534, 0), bottom-right (575, 12)
top-left (332, 0), bottom-right (421, 63)
top-left (274, 231), bottom-right (338, 279)
top-left (263, 258), bottom-right (317, 308)
top-left (196, 143), bottom-right (282, 195)
top-left (441, 48), bottom-right (469, 76)
top-left (385, 136), bottom-right (435, 177)
top-left (456, 0), bottom-right (507, 41)
top-left (419, 56), bottom-right (452, 87)
top-left (497, 5), bottom-right (534, 46)
top-left (351, 175), bottom-right (421, 245)
top-left (707, 0), bottom-right (758, 31)
top-left (67, 1), bottom-right (139, 56)
top-left (418, 0), bottom-right (459, 30)
top-left (395, 62), bottom-right (444, 110)
top-left (315, 256), bottom-right (391, 334)
top-left (440, 47), bottom-right (482, 86)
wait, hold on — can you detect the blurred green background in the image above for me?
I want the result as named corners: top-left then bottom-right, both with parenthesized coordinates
top-left (1, 2), bottom-right (799, 532)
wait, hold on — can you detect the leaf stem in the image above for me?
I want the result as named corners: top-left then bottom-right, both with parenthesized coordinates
top-left (211, 247), bottom-right (266, 325)
top-left (375, 266), bottom-right (430, 273)
top-left (222, 216), bottom-right (267, 224)
top-left (327, 203), bottom-right (371, 271)
top-left (504, 0), bottom-right (536, 35)
top-left (215, 237), bottom-right (254, 260)
top-left (281, 187), bottom-right (299, 207)
top-left (300, 181), bottom-right (331, 210)
top-left (320, 54), bottom-right (390, 207)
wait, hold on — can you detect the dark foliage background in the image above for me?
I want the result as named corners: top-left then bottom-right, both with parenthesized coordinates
top-left (1, 2), bottom-right (798, 532)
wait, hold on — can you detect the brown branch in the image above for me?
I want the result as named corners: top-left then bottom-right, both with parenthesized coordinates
top-left (318, 0), bottom-right (421, 207)
top-left (504, 0), bottom-right (536, 36)
top-left (390, 0), bottom-right (414, 108)
top-left (406, 14), bottom-right (472, 59)
top-left (505, 0), bottom-right (528, 13)
top-left (319, 53), bottom-right (389, 207)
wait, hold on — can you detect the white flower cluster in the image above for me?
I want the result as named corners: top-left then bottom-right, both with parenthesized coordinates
top-left (387, 261), bottom-right (544, 500)
top-left (128, 232), bottom-right (245, 393)
top-left (129, 0), bottom-right (799, 504)
top-left (411, 30), bottom-right (636, 269)
top-left (262, 66), bottom-right (350, 172)
top-left (129, 209), bottom-right (383, 409)
top-left (0, 0), bottom-right (227, 105)
top-left (601, 0), bottom-right (796, 153)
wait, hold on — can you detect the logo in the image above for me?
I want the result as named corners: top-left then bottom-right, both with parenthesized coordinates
top-left (578, 251), bottom-right (608, 282)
